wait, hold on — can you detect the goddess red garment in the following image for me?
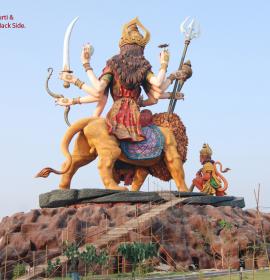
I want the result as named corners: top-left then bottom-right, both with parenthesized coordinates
top-left (100, 66), bottom-right (146, 142)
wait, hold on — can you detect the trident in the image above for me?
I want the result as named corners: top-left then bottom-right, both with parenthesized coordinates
top-left (168, 17), bottom-right (200, 114)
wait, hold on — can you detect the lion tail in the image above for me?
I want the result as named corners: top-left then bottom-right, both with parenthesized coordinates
top-left (35, 117), bottom-right (93, 178)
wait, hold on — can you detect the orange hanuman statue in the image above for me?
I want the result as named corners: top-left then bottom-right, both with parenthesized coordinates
top-left (190, 144), bottom-right (230, 196)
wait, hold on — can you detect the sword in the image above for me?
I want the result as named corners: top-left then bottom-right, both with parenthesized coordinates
top-left (44, 17), bottom-right (79, 127)
top-left (62, 16), bottom-right (79, 88)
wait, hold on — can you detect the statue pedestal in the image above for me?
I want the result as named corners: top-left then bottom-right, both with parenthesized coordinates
top-left (39, 188), bottom-right (245, 208)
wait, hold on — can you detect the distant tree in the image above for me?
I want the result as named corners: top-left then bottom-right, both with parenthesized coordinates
top-left (96, 249), bottom-right (109, 269)
top-left (45, 258), bottom-right (61, 277)
top-left (79, 245), bottom-right (109, 276)
top-left (118, 242), bottom-right (158, 279)
top-left (63, 242), bottom-right (80, 278)
top-left (80, 244), bottom-right (96, 276)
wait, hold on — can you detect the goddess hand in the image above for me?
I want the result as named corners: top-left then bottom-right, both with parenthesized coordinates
top-left (169, 70), bottom-right (189, 82)
top-left (174, 70), bottom-right (187, 81)
top-left (59, 72), bottom-right (76, 84)
top-left (81, 43), bottom-right (94, 64)
top-left (167, 92), bottom-right (184, 100)
top-left (160, 50), bottom-right (170, 65)
top-left (55, 97), bottom-right (73, 106)
top-left (175, 92), bottom-right (184, 100)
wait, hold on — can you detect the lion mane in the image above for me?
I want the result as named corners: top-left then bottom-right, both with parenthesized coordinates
top-left (149, 112), bottom-right (188, 181)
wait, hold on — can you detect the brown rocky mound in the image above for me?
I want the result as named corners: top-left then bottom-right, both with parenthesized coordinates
top-left (0, 203), bottom-right (269, 278)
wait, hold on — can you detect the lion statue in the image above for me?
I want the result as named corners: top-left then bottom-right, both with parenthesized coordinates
top-left (36, 113), bottom-right (188, 192)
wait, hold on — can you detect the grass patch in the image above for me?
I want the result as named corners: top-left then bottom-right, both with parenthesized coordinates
top-left (212, 270), bottom-right (270, 279)
top-left (53, 270), bottom-right (270, 279)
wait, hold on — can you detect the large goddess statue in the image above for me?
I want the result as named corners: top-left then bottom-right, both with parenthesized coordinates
top-left (37, 18), bottom-right (192, 191)
top-left (56, 18), bottom-right (190, 142)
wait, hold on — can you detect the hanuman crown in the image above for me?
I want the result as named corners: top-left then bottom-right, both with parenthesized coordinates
top-left (119, 17), bottom-right (151, 48)
top-left (200, 143), bottom-right (213, 157)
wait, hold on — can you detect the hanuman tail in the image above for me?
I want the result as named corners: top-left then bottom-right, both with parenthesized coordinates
top-left (214, 161), bottom-right (231, 192)
top-left (215, 161), bottom-right (231, 173)
top-left (35, 117), bottom-right (92, 178)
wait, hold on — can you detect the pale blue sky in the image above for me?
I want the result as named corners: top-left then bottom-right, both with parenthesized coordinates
top-left (1, 0), bottom-right (270, 218)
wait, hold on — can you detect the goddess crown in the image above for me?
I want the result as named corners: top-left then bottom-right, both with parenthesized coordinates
top-left (119, 17), bottom-right (150, 48)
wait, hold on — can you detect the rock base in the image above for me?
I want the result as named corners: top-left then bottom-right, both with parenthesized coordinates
top-left (1, 201), bottom-right (269, 279)
top-left (39, 189), bottom-right (245, 208)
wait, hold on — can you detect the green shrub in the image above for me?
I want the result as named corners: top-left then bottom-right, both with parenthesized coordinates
top-left (12, 263), bottom-right (26, 279)
top-left (218, 219), bottom-right (233, 230)
top-left (118, 242), bottom-right (158, 279)
top-left (46, 258), bottom-right (61, 277)
top-left (79, 244), bottom-right (109, 275)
